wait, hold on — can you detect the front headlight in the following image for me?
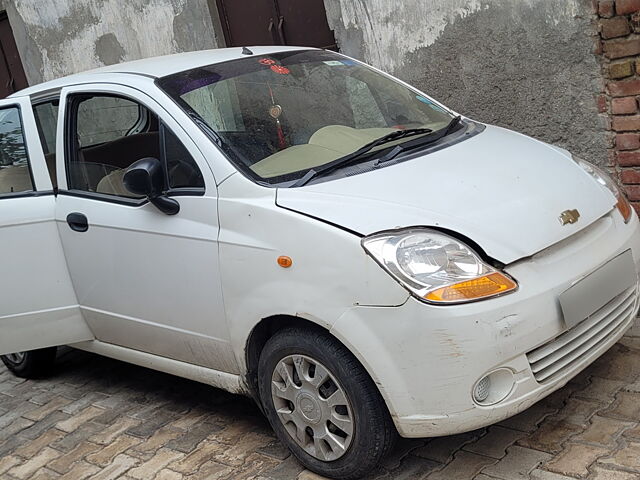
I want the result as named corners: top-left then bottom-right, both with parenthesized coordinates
top-left (574, 157), bottom-right (633, 223)
top-left (362, 228), bottom-right (517, 304)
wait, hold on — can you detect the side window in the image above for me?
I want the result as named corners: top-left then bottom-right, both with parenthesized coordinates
top-left (76, 96), bottom-right (144, 147)
top-left (67, 95), bottom-right (157, 199)
top-left (0, 106), bottom-right (33, 195)
top-left (67, 93), bottom-right (204, 200)
top-left (33, 100), bottom-right (59, 188)
top-left (162, 124), bottom-right (204, 189)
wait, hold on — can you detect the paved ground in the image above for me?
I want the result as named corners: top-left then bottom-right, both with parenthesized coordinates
top-left (2, 340), bottom-right (640, 480)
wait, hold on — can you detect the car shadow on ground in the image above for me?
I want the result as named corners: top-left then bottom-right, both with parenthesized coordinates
top-left (48, 347), bottom-right (431, 478)
top-left (53, 346), bottom-right (264, 421)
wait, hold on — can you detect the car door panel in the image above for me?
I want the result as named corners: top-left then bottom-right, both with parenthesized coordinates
top-left (55, 84), bottom-right (235, 373)
top-left (56, 195), bottom-right (237, 372)
top-left (0, 97), bottom-right (93, 355)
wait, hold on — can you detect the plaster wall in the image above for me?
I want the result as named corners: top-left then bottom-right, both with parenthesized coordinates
top-left (1, 0), bottom-right (223, 84)
top-left (323, 0), bottom-right (608, 164)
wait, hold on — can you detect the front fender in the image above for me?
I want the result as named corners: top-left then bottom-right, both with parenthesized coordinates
top-left (217, 174), bottom-right (409, 373)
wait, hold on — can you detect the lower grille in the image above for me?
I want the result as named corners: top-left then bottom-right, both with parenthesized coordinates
top-left (527, 285), bottom-right (638, 384)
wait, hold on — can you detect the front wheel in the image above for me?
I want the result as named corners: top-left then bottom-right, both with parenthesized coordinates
top-left (1, 347), bottom-right (57, 378)
top-left (258, 328), bottom-right (396, 479)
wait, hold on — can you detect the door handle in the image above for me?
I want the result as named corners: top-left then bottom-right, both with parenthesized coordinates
top-left (268, 17), bottom-right (279, 44)
top-left (66, 212), bottom-right (88, 232)
top-left (277, 16), bottom-right (286, 45)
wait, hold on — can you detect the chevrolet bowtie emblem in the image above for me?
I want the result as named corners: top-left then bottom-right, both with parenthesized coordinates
top-left (559, 209), bottom-right (580, 226)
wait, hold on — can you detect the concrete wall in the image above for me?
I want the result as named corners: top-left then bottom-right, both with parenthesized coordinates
top-left (1, 0), bottom-right (608, 165)
top-left (1, 0), bottom-right (224, 85)
top-left (323, 0), bottom-right (609, 165)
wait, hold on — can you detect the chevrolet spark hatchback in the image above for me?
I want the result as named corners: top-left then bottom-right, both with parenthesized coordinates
top-left (0, 47), bottom-right (638, 479)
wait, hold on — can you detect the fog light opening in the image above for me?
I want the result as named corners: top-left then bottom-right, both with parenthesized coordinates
top-left (472, 368), bottom-right (515, 406)
top-left (473, 376), bottom-right (491, 403)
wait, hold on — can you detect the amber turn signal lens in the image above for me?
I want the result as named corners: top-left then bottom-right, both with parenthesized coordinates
top-left (425, 272), bottom-right (517, 303)
top-left (617, 194), bottom-right (633, 224)
top-left (277, 256), bottom-right (293, 268)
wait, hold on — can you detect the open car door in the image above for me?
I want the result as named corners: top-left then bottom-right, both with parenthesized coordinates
top-left (0, 96), bottom-right (93, 355)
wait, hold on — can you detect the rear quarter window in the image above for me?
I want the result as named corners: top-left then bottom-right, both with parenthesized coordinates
top-left (0, 106), bottom-right (33, 194)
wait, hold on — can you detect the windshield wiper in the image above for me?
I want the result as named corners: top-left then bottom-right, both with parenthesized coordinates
top-left (292, 117), bottom-right (463, 187)
top-left (291, 128), bottom-right (432, 187)
top-left (371, 115), bottom-right (462, 168)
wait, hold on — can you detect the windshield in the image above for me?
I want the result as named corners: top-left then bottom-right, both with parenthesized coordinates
top-left (157, 50), bottom-right (454, 185)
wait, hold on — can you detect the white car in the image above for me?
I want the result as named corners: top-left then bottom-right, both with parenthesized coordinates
top-left (1, 46), bottom-right (638, 479)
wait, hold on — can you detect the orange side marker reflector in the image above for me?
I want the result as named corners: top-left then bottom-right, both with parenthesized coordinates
top-left (278, 256), bottom-right (293, 268)
top-left (425, 272), bottom-right (517, 303)
top-left (617, 194), bottom-right (633, 224)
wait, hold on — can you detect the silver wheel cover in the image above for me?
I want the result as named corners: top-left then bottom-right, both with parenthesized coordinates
top-left (271, 354), bottom-right (354, 461)
top-left (5, 352), bottom-right (25, 363)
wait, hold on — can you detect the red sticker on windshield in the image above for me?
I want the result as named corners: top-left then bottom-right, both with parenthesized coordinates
top-left (259, 58), bottom-right (276, 65)
top-left (270, 65), bottom-right (290, 75)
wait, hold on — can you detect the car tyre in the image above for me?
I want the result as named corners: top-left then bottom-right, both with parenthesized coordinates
top-left (258, 327), bottom-right (396, 479)
top-left (1, 348), bottom-right (57, 378)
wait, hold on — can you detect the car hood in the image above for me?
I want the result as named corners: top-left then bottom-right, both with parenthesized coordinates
top-left (276, 125), bottom-right (616, 264)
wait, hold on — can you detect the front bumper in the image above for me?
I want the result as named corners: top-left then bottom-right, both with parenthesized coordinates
top-left (330, 210), bottom-right (640, 438)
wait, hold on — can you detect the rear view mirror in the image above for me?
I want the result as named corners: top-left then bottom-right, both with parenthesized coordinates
top-left (124, 157), bottom-right (180, 215)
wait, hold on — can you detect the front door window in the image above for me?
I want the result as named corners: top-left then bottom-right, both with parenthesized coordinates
top-left (65, 94), bottom-right (204, 200)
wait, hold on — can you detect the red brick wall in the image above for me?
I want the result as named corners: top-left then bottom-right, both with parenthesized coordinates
top-left (597, 0), bottom-right (640, 214)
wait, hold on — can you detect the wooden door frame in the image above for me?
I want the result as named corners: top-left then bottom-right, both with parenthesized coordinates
top-left (0, 10), bottom-right (28, 97)
top-left (212, 0), bottom-right (335, 48)
top-left (213, 0), bottom-right (248, 47)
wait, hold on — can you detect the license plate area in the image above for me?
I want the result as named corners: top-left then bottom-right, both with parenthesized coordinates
top-left (559, 249), bottom-right (637, 330)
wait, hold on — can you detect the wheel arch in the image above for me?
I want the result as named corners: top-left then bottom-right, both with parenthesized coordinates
top-left (243, 314), bottom-right (395, 429)
top-left (245, 315), bottom-right (327, 403)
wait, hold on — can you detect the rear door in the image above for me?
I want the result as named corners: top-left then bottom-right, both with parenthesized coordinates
top-left (0, 96), bottom-right (92, 355)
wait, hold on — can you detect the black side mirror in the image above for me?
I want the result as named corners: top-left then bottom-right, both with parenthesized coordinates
top-left (124, 157), bottom-right (180, 215)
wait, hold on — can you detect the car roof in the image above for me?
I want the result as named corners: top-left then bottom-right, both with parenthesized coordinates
top-left (11, 45), bottom-right (315, 99)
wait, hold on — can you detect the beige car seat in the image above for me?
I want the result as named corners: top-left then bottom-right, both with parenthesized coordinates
top-left (96, 168), bottom-right (135, 197)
